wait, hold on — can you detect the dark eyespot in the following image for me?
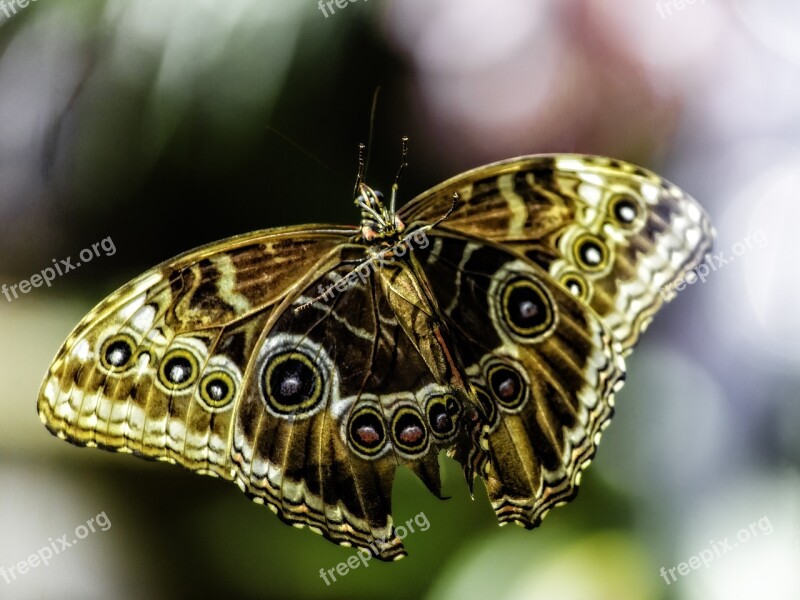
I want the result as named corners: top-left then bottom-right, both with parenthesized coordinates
top-left (487, 363), bottom-right (528, 411)
top-left (100, 334), bottom-right (136, 371)
top-left (199, 371), bottom-right (236, 409)
top-left (559, 274), bottom-right (588, 300)
top-left (574, 234), bottom-right (609, 272)
top-left (348, 406), bottom-right (387, 457)
top-left (610, 195), bottom-right (639, 225)
top-left (500, 276), bottom-right (554, 339)
top-left (580, 241), bottom-right (602, 266)
top-left (262, 351), bottom-right (323, 416)
top-left (158, 349), bottom-right (200, 391)
top-left (426, 394), bottom-right (460, 440)
top-left (391, 408), bottom-right (428, 453)
top-left (166, 358), bottom-right (191, 383)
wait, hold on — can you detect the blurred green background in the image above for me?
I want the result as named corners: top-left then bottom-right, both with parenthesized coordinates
top-left (1, 1), bottom-right (799, 599)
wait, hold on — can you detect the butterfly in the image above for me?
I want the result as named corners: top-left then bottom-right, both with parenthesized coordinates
top-left (38, 145), bottom-right (714, 561)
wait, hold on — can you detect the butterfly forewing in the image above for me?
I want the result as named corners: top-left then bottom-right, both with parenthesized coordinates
top-left (399, 154), bottom-right (715, 352)
top-left (38, 227), bottom-right (353, 477)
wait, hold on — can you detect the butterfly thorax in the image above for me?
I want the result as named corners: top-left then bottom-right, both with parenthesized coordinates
top-left (354, 182), bottom-right (405, 243)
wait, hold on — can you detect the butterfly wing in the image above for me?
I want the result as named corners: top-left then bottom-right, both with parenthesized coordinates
top-left (38, 226), bottom-right (353, 485)
top-left (38, 225), bottom-right (473, 560)
top-left (400, 154), bottom-right (714, 352)
top-left (404, 154), bottom-right (711, 526)
top-left (230, 251), bottom-right (479, 560)
top-left (413, 232), bottom-right (624, 527)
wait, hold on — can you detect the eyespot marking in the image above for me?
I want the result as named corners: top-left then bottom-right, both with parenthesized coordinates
top-left (426, 394), bottom-right (460, 441)
top-left (157, 348), bottom-right (200, 392)
top-left (99, 334), bottom-right (137, 372)
top-left (499, 276), bottom-right (555, 340)
top-left (609, 194), bottom-right (643, 229)
top-left (558, 273), bottom-right (589, 300)
top-left (486, 362), bottom-right (529, 411)
top-left (574, 234), bottom-right (609, 272)
top-left (391, 407), bottom-right (428, 454)
top-left (261, 350), bottom-right (324, 416)
top-left (199, 371), bottom-right (236, 410)
top-left (348, 406), bottom-right (387, 458)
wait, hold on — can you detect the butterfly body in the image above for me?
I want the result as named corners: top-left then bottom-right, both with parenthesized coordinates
top-left (39, 154), bottom-right (713, 560)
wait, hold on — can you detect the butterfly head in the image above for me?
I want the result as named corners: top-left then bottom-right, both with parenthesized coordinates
top-left (352, 137), bottom-right (410, 244)
top-left (355, 182), bottom-right (406, 243)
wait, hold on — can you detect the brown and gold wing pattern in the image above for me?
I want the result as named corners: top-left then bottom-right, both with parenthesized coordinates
top-left (38, 226), bottom-right (353, 477)
top-left (38, 153), bottom-right (713, 560)
top-left (230, 258), bottom-right (476, 560)
top-left (413, 233), bottom-right (624, 528)
top-left (400, 154), bottom-right (715, 352)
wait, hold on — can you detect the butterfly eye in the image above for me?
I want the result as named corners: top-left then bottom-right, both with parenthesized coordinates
top-left (499, 276), bottom-right (555, 340)
top-left (262, 350), bottom-right (324, 416)
top-left (391, 407), bottom-right (428, 454)
top-left (347, 406), bottom-right (388, 458)
top-left (426, 394), bottom-right (460, 441)
top-left (486, 363), bottom-right (529, 411)
top-left (199, 371), bottom-right (236, 410)
top-left (609, 194), bottom-right (640, 227)
top-left (99, 334), bottom-right (137, 372)
top-left (158, 349), bottom-right (200, 392)
top-left (574, 234), bottom-right (609, 272)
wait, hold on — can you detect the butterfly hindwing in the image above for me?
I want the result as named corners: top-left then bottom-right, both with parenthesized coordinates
top-left (414, 232), bottom-right (624, 526)
top-left (231, 256), bottom-right (475, 559)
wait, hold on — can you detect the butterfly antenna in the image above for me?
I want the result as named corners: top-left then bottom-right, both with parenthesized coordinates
top-left (353, 142), bottom-right (367, 197)
top-left (420, 192), bottom-right (460, 233)
top-left (390, 136), bottom-right (409, 217)
top-left (363, 86), bottom-right (380, 180)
